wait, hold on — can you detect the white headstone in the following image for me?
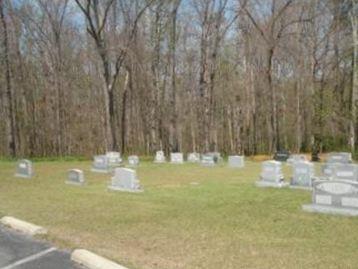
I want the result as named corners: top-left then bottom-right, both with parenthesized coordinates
top-left (108, 168), bottom-right (143, 192)
top-left (256, 160), bottom-right (287, 188)
top-left (154, 151), bottom-right (166, 163)
top-left (207, 152), bottom-right (223, 163)
top-left (327, 152), bottom-right (352, 164)
top-left (187, 153), bottom-right (200, 163)
top-left (91, 155), bottom-right (110, 173)
top-left (128, 155), bottom-right (139, 167)
top-left (170, 152), bottom-right (184, 164)
top-left (15, 159), bottom-right (33, 178)
top-left (287, 154), bottom-right (307, 165)
top-left (201, 154), bottom-right (215, 166)
top-left (66, 169), bottom-right (85, 186)
top-left (106, 151), bottom-right (122, 166)
top-left (228, 155), bottom-right (245, 168)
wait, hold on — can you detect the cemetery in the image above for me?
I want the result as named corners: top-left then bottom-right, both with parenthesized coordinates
top-left (1, 154), bottom-right (358, 269)
top-left (0, 1), bottom-right (357, 268)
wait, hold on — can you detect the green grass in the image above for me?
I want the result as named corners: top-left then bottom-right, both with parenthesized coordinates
top-left (0, 160), bottom-right (357, 268)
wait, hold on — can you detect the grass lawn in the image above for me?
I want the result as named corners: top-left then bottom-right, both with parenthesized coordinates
top-left (0, 160), bottom-right (357, 269)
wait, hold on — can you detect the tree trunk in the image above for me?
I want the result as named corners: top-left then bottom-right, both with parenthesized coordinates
top-left (0, 0), bottom-right (16, 157)
top-left (350, 1), bottom-right (358, 154)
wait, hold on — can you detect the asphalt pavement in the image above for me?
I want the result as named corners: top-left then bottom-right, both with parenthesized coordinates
top-left (0, 225), bottom-right (83, 269)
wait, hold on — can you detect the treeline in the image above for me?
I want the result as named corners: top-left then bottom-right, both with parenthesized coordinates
top-left (0, 0), bottom-right (357, 158)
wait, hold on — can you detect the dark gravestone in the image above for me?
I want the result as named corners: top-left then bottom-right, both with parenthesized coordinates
top-left (311, 151), bottom-right (320, 162)
top-left (273, 150), bottom-right (290, 162)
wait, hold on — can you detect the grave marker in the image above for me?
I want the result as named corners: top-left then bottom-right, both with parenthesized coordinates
top-left (91, 155), bottom-right (110, 173)
top-left (66, 169), bottom-right (85, 186)
top-left (290, 161), bottom-right (315, 190)
top-left (273, 150), bottom-right (290, 162)
top-left (207, 152), bottom-right (223, 163)
top-left (256, 160), bottom-right (288, 188)
top-left (332, 164), bottom-right (358, 182)
top-left (106, 151), bottom-right (122, 166)
top-left (154, 150), bottom-right (166, 163)
top-left (302, 179), bottom-right (358, 216)
top-left (170, 152), bottom-right (184, 164)
top-left (128, 155), bottom-right (139, 167)
top-left (108, 168), bottom-right (143, 192)
top-left (201, 154), bottom-right (215, 166)
top-left (187, 153), bottom-right (200, 163)
top-left (287, 154), bottom-right (307, 165)
top-left (321, 152), bottom-right (353, 179)
top-left (228, 155), bottom-right (245, 168)
top-left (15, 159), bottom-right (33, 178)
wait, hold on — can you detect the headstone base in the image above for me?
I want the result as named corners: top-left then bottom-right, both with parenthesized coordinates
top-left (91, 168), bottom-right (110, 173)
top-left (255, 180), bottom-right (288, 188)
top-left (302, 204), bottom-right (358, 217)
top-left (14, 173), bottom-right (32, 178)
top-left (65, 180), bottom-right (85, 186)
top-left (289, 185), bottom-right (312, 191)
top-left (107, 185), bottom-right (144, 193)
top-left (202, 163), bottom-right (215, 167)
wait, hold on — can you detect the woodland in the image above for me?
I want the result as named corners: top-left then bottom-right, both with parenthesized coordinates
top-left (0, 0), bottom-right (357, 158)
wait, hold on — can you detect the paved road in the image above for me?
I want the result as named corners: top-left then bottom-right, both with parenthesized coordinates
top-left (0, 225), bottom-right (83, 269)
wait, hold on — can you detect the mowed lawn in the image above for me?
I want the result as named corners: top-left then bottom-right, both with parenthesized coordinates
top-left (0, 160), bottom-right (357, 269)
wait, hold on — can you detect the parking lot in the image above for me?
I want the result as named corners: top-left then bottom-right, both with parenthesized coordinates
top-left (0, 225), bottom-right (82, 269)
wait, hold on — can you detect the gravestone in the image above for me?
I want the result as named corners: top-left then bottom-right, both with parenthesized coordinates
top-left (154, 150), bottom-right (166, 163)
top-left (15, 159), bottom-right (33, 178)
top-left (331, 164), bottom-right (358, 182)
top-left (256, 160), bottom-right (288, 188)
top-left (228, 155), bottom-right (245, 168)
top-left (66, 169), bottom-right (85, 186)
top-left (327, 152), bottom-right (352, 164)
top-left (106, 151), bottom-right (122, 166)
top-left (128, 155), bottom-right (139, 167)
top-left (287, 154), bottom-right (307, 165)
top-left (321, 152), bottom-right (353, 179)
top-left (201, 154), bottom-right (216, 166)
top-left (170, 152), bottom-right (184, 164)
top-left (91, 155), bottom-right (110, 173)
top-left (290, 161), bottom-right (315, 190)
top-left (187, 152), bottom-right (200, 163)
top-left (311, 151), bottom-right (320, 162)
top-left (108, 167), bottom-right (143, 192)
top-left (207, 152), bottom-right (223, 163)
top-left (302, 179), bottom-right (358, 216)
top-left (273, 150), bottom-right (290, 162)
